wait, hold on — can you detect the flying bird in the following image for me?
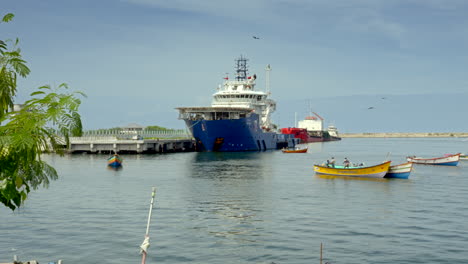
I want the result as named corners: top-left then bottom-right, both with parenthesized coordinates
top-left (368, 107), bottom-right (375, 109)
top-left (253, 36), bottom-right (260, 39)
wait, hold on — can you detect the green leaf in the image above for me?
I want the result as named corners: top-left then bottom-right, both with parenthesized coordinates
top-left (15, 176), bottom-right (23, 188)
top-left (20, 191), bottom-right (27, 202)
top-left (2, 13), bottom-right (14, 23)
top-left (30, 91), bottom-right (45, 96)
top-left (38, 85), bottom-right (51, 90)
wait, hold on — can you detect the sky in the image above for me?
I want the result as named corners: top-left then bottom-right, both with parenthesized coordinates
top-left (2, 0), bottom-right (468, 133)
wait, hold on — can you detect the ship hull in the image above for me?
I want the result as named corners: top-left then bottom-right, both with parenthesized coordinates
top-left (304, 135), bottom-right (341, 143)
top-left (306, 130), bottom-right (341, 142)
top-left (185, 114), bottom-right (294, 152)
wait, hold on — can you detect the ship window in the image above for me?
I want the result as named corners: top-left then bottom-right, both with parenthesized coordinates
top-left (236, 95), bottom-right (240, 98)
top-left (257, 95), bottom-right (262, 101)
top-left (241, 95), bottom-right (245, 98)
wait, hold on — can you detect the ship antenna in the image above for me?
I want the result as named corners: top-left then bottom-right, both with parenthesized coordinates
top-left (265, 64), bottom-right (271, 95)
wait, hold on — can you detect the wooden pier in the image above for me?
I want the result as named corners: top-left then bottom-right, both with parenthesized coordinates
top-left (69, 136), bottom-right (195, 154)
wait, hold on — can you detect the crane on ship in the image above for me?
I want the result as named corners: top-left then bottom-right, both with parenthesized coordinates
top-left (312, 112), bottom-right (324, 120)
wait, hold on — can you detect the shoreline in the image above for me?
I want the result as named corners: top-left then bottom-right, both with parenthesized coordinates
top-left (340, 132), bottom-right (468, 138)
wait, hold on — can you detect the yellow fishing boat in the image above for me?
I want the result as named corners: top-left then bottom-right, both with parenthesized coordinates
top-left (314, 161), bottom-right (391, 178)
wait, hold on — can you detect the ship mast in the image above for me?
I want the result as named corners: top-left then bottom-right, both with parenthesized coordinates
top-left (265, 64), bottom-right (271, 95)
top-left (235, 55), bottom-right (248, 81)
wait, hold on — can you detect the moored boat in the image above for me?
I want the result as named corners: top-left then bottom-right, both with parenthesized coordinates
top-left (282, 147), bottom-right (308, 153)
top-left (407, 153), bottom-right (460, 166)
top-left (314, 161), bottom-right (391, 178)
top-left (385, 162), bottom-right (413, 179)
top-left (460, 153), bottom-right (468, 160)
top-left (176, 56), bottom-right (298, 152)
top-left (107, 154), bottom-right (123, 168)
top-left (281, 112), bottom-right (341, 143)
top-left (280, 127), bottom-right (310, 143)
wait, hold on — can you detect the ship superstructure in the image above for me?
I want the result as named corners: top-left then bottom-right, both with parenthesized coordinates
top-left (210, 58), bottom-right (276, 130)
top-left (176, 56), bottom-right (296, 151)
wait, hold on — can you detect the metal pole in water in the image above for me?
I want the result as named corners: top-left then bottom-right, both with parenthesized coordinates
top-left (320, 243), bottom-right (323, 264)
top-left (141, 187), bottom-right (157, 264)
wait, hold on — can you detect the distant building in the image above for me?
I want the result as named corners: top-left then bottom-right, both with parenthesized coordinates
top-left (121, 123), bottom-right (145, 134)
top-left (13, 104), bottom-right (24, 112)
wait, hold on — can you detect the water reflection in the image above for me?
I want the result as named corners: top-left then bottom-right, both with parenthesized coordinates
top-left (316, 174), bottom-right (390, 182)
top-left (107, 166), bottom-right (123, 172)
top-left (304, 142), bottom-right (324, 152)
top-left (184, 152), bottom-right (273, 245)
top-left (189, 152), bottom-right (270, 180)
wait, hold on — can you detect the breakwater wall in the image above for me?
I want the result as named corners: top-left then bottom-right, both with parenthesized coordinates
top-left (341, 132), bottom-right (468, 138)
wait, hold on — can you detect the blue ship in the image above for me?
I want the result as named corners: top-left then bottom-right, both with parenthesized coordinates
top-left (177, 56), bottom-right (297, 152)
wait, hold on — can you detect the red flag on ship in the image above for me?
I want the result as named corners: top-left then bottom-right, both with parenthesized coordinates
top-left (223, 77), bottom-right (228, 80)
top-left (247, 76), bottom-right (251, 79)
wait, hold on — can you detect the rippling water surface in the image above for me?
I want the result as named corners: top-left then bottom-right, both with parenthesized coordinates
top-left (2, 138), bottom-right (468, 264)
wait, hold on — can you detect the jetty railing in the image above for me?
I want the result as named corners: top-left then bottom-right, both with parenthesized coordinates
top-left (81, 129), bottom-right (192, 139)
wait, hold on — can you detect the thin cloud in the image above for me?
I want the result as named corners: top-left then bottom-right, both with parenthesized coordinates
top-left (336, 9), bottom-right (406, 46)
top-left (120, 0), bottom-right (467, 41)
top-left (122, 0), bottom-right (269, 18)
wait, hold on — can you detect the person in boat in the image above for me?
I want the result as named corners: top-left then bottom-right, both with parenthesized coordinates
top-left (343, 157), bottom-right (350, 168)
top-left (329, 157), bottom-right (336, 168)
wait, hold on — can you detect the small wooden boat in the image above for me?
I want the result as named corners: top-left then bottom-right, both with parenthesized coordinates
top-left (314, 161), bottom-right (391, 178)
top-left (407, 153), bottom-right (460, 166)
top-left (385, 162), bottom-right (413, 179)
top-left (107, 154), bottom-right (123, 168)
top-left (282, 147), bottom-right (308, 153)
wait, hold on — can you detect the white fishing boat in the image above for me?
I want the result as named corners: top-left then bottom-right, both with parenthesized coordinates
top-left (407, 153), bottom-right (460, 166)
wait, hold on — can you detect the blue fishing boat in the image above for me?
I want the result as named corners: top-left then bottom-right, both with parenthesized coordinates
top-left (176, 56), bottom-right (297, 152)
top-left (107, 154), bottom-right (123, 168)
top-left (385, 162), bottom-right (413, 179)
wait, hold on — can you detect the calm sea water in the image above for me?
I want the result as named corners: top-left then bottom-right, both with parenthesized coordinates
top-left (1, 138), bottom-right (468, 264)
